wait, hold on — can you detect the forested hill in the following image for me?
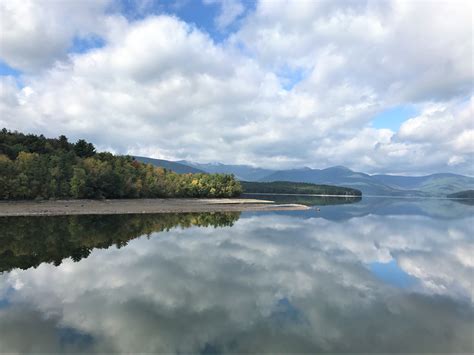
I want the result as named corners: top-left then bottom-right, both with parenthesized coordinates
top-left (0, 129), bottom-right (241, 200)
top-left (134, 156), bottom-right (205, 174)
top-left (241, 181), bottom-right (361, 196)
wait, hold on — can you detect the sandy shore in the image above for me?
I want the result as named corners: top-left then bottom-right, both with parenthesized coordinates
top-left (0, 198), bottom-right (310, 216)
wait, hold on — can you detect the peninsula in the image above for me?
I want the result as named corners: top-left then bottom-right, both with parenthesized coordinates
top-left (0, 198), bottom-right (309, 217)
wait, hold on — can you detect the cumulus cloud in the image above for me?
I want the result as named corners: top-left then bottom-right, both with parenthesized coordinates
top-left (395, 98), bottom-right (474, 172)
top-left (0, 0), bottom-right (472, 174)
top-left (0, 0), bottom-right (112, 71)
top-left (233, 0), bottom-right (472, 102)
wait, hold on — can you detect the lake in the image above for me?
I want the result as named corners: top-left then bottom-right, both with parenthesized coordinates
top-left (0, 197), bottom-right (472, 353)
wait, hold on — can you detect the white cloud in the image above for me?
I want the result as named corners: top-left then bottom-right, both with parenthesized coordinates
top-left (0, 0), bottom-right (111, 71)
top-left (0, 0), bottom-right (472, 174)
top-left (233, 0), bottom-right (472, 102)
top-left (394, 98), bottom-right (474, 173)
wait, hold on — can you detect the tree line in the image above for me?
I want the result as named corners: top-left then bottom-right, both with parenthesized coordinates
top-left (240, 181), bottom-right (361, 196)
top-left (0, 129), bottom-right (242, 200)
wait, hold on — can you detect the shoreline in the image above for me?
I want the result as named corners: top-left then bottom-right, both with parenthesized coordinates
top-left (0, 198), bottom-right (310, 217)
top-left (242, 192), bottom-right (361, 197)
top-left (244, 192), bottom-right (474, 201)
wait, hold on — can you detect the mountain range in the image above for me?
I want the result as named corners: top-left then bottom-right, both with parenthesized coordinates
top-left (135, 157), bottom-right (474, 197)
top-left (134, 156), bottom-right (206, 174)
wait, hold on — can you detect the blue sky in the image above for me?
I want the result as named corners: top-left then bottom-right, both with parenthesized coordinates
top-left (371, 105), bottom-right (418, 131)
top-left (0, 60), bottom-right (21, 77)
top-left (115, 0), bottom-right (220, 30)
top-left (70, 36), bottom-right (107, 55)
top-left (111, 0), bottom-right (254, 42)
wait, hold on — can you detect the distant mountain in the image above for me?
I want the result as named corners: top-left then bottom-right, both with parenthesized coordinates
top-left (136, 157), bottom-right (474, 197)
top-left (260, 166), bottom-right (405, 196)
top-left (134, 156), bottom-right (206, 174)
top-left (179, 161), bottom-right (274, 181)
top-left (260, 166), bottom-right (474, 197)
top-left (372, 173), bottom-right (474, 196)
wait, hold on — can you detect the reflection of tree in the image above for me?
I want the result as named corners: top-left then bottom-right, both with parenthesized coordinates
top-left (243, 194), bottom-right (362, 206)
top-left (452, 199), bottom-right (474, 206)
top-left (0, 212), bottom-right (240, 273)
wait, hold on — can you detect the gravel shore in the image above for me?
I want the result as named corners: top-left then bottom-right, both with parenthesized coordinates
top-left (0, 198), bottom-right (309, 216)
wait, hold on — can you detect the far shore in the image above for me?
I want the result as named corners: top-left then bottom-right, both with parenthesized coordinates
top-left (242, 192), bottom-right (361, 197)
top-left (0, 198), bottom-right (310, 217)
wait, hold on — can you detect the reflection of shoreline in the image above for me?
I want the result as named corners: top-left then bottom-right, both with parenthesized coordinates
top-left (260, 196), bottom-right (473, 221)
top-left (451, 198), bottom-right (474, 206)
top-left (242, 192), bottom-right (361, 197)
top-left (0, 212), bottom-right (240, 273)
top-left (242, 193), bottom-right (361, 206)
top-left (364, 195), bottom-right (474, 201)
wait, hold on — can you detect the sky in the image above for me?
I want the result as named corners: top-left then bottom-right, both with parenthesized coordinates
top-left (0, 0), bottom-right (472, 175)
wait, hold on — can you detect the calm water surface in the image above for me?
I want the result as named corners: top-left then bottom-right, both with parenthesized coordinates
top-left (0, 197), bottom-right (473, 353)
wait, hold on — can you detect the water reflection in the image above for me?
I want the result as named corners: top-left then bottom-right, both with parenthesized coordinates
top-left (0, 212), bottom-right (240, 273)
top-left (267, 195), bottom-right (474, 221)
top-left (453, 198), bottom-right (474, 206)
top-left (242, 193), bottom-right (362, 206)
top-left (0, 200), bottom-right (472, 353)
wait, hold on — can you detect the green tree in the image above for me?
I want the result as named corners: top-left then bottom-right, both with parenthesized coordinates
top-left (70, 167), bottom-right (87, 198)
top-left (0, 129), bottom-right (242, 200)
top-left (74, 139), bottom-right (96, 158)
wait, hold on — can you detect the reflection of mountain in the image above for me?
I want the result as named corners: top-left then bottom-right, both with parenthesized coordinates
top-left (266, 197), bottom-right (473, 221)
top-left (0, 212), bottom-right (240, 273)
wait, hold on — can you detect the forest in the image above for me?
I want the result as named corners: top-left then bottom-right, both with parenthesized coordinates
top-left (0, 129), bottom-right (242, 200)
top-left (241, 181), bottom-right (362, 196)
